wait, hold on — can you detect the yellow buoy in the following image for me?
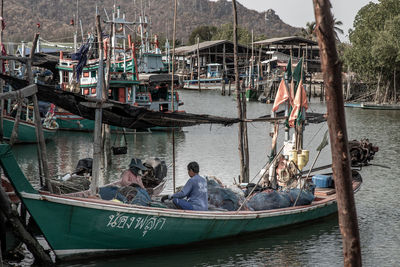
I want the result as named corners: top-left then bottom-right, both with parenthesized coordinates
top-left (289, 150), bottom-right (298, 164)
top-left (301, 150), bottom-right (309, 165)
top-left (297, 154), bottom-right (306, 170)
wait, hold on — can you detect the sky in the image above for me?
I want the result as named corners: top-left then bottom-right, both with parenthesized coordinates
top-left (236, 0), bottom-right (378, 42)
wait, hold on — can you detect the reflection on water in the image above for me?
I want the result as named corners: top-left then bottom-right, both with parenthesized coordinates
top-left (10, 90), bottom-right (400, 266)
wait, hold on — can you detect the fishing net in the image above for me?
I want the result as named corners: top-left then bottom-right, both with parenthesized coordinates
top-left (207, 177), bottom-right (244, 211)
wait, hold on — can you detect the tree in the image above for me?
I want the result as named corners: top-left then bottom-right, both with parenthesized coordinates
top-left (300, 19), bottom-right (343, 41)
top-left (188, 25), bottom-right (217, 45)
top-left (211, 23), bottom-right (252, 45)
top-left (300, 21), bottom-right (316, 41)
top-left (344, 0), bottom-right (400, 102)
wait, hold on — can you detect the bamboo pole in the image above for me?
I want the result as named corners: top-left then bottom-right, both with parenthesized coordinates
top-left (232, 0), bottom-right (246, 183)
top-left (171, 0), bottom-right (177, 193)
top-left (28, 33), bottom-right (52, 192)
top-left (91, 15), bottom-right (105, 195)
top-left (313, 1), bottom-right (362, 266)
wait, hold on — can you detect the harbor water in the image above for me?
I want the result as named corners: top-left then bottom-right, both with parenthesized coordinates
top-left (9, 90), bottom-right (400, 266)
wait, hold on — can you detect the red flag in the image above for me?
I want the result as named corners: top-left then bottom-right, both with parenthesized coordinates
top-left (288, 80), bottom-right (308, 127)
top-left (272, 78), bottom-right (289, 112)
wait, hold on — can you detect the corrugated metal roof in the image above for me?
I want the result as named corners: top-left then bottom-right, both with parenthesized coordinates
top-left (173, 40), bottom-right (251, 55)
top-left (253, 36), bottom-right (317, 46)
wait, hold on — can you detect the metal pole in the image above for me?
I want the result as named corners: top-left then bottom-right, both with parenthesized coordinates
top-left (313, 1), bottom-right (362, 265)
top-left (171, 0), bottom-right (177, 193)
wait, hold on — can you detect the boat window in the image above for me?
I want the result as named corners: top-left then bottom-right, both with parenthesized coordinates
top-left (83, 72), bottom-right (89, 78)
top-left (91, 71), bottom-right (96, 78)
top-left (83, 89), bottom-right (89, 95)
top-left (62, 71), bottom-right (69, 83)
top-left (91, 88), bottom-right (96, 94)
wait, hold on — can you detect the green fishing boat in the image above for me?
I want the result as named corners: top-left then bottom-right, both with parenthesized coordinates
top-left (0, 144), bottom-right (362, 261)
top-left (3, 115), bottom-right (58, 143)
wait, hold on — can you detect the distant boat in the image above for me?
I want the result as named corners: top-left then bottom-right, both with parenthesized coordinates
top-left (3, 115), bottom-right (58, 143)
top-left (344, 102), bottom-right (400, 110)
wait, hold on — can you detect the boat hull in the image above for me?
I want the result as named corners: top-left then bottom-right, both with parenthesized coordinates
top-left (3, 116), bottom-right (57, 143)
top-left (20, 192), bottom-right (338, 259)
top-left (55, 112), bottom-right (95, 132)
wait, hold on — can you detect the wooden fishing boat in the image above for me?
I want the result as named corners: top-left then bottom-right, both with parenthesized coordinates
top-left (3, 115), bottom-right (58, 143)
top-left (0, 144), bottom-right (362, 261)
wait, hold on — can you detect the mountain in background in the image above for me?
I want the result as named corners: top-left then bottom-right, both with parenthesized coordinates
top-left (3, 0), bottom-right (300, 45)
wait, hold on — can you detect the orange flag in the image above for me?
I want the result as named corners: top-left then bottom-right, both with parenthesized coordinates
top-left (288, 80), bottom-right (308, 127)
top-left (272, 78), bottom-right (289, 112)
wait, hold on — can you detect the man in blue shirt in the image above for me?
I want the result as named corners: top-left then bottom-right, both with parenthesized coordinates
top-left (162, 162), bottom-right (208, 211)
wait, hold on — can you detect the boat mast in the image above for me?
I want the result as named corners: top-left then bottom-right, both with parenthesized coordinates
top-left (74, 0), bottom-right (79, 52)
top-left (313, 0), bottom-right (361, 264)
top-left (171, 0), bottom-right (177, 192)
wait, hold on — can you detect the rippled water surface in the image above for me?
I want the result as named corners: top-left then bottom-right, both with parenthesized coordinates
top-left (10, 90), bottom-right (400, 266)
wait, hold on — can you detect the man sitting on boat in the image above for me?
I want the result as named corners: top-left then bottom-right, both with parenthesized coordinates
top-left (120, 158), bottom-right (147, 189)
top-left (162, 162), bottom-right (208, 211)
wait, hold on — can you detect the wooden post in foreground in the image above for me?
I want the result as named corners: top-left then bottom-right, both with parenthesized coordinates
top-left (313, 1), bottom-right (362, 266)
top-left (232, 0), bottom-right (246, 183)
top-left (28, 33), bottom-right (52, 192)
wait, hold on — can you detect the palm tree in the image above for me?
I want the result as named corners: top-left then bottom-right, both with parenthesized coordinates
top-left (300, 21), bottom-right (316, 41)
top-left (333, 19), bottom-right (344, 41)
top-left (300, 19), bottom-right (344, 42)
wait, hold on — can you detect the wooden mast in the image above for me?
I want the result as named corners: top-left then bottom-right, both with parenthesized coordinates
top-left (171, 0), bottom-right (177, 193)
top-left (313, 1), bottom-right (362, 265)
top-left (91, 15), bottom-right (105, 195)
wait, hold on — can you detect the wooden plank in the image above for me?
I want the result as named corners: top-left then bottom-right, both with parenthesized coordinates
top-left (0, 84), bottom-right (37, 100)
top-left (80, 102), bottom-right (113, 109)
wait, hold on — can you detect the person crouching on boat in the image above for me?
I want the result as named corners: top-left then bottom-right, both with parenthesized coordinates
top-left (162, 162), bottom-right (208, 211)
top-left (120, 158), bottom-right (147, 189)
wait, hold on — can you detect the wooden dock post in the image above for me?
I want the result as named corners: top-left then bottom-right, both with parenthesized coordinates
top-left (228, 80), bottom-right (231, 96)
top-left (221, 79), bottom-right (226, 95)
top-left (313, 1), bottom-right (362, 265)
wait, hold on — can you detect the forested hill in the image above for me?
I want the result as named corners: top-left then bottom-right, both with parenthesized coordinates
top-left (3, 0), bottom-right (300, 44)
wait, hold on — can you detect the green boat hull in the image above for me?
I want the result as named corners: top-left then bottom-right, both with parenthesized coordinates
top-left (0, 144), bottom-right (349, 261)
top-left (3, 116), bottom-right (57, 143)
top-left (55, 114), bottom-right (95, 132)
